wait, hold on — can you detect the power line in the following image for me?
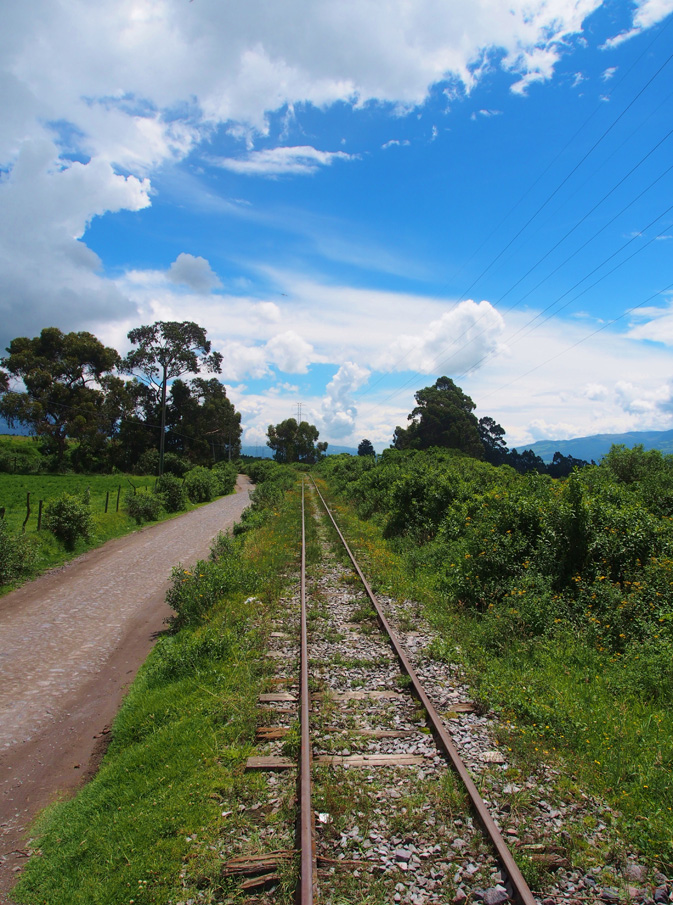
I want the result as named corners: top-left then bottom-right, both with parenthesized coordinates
top-left (351, 19), bottom-right (673, 411)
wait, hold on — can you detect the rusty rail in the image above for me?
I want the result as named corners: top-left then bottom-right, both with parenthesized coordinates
top-left (299, 480), bottom-right (316, 903)
top-left (309, 477), bottom-right (537, 905)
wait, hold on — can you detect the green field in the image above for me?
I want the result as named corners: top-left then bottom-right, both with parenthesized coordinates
top-left (0, 473), bottom-right (156, 534)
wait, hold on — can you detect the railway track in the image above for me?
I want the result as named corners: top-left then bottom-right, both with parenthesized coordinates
top-left (235, 477), bottom-right (540, 904)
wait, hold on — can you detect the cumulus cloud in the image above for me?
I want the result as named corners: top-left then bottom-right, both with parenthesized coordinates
top-left (3, 0), bottom-right (638, 180)
top-left (167, 253), bottom-right (222, 292)
top-left (209, 145), bottom-right (355, 177)
top-left (378, 300), bottom-right (505, 374)
top-left (615, 380), bottom-right (673, 416)
top-left (254, 301), bottom-right (282, 322)
top-left (266, 330), bottom-right (315, 373)
top-left (321, 361), bottom-right (370, 438)
top-left (583, 383), bottom-right (609, 401)
top-left (0, 139), bottom-right (149, 348)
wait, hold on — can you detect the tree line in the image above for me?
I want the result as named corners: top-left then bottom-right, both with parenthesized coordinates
top-left (0, 323), bottom-right (242, 474)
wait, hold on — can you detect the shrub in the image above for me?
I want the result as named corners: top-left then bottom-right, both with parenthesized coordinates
top-left (0, 520), bottom-right (36, 584)
top-left (156, 473), bottom-right (187, 513)
top-left (166, 546), bottom-right (258, 629)
top-left (43, 492), bottom-right (95, 550)
top-left (212, 461), bottom-right (237, 496)
top-left (163, 453), bottom-right (190, 478)
top-left (124, 490), bottom-right (162, 525)
top-left (184, 466), bottom-right (216, 503)
top-left (135, 448), bottom-right (159, 475)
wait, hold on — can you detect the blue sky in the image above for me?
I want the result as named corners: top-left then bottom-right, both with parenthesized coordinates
top-left (1, 0), bottom-right (673, 451)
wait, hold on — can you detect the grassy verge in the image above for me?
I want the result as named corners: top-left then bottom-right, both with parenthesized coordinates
top-left (313, 476), bottom-right (673, 872)
top-left (13, 470), bottom-right (302, 905)
top-left (0, 472), bottom-right (234, 595)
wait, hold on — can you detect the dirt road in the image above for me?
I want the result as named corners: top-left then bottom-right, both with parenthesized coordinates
top-left (0, 477), bottom-right (252, 900)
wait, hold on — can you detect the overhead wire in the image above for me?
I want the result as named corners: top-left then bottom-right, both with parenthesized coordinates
top-left (351, 23), bottom-right (673, 424)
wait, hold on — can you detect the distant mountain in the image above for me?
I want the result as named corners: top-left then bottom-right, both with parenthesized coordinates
top-left (519, 428), bottom-right (673, 464)
top-left (0, 416), bottom-right (29, 436)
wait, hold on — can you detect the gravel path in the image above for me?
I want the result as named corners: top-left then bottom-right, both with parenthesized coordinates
top-left (0, 477), bottom-right (252, 899)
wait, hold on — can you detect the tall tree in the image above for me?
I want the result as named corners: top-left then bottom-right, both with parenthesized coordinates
top-left (358, 438), bottom-right (376, 457)
top-left (0, 327), bottom-right (120, 465)
top-left (393, 376), bottom-right (483, 458)
top-left (121, 321), bottom-right (222, 474)
top-left (267, 418), bottom-right (327, 464)
top-left (166, 377), bottom-right (242, 464)
top-left (478, 416), bottom-right (508, 465)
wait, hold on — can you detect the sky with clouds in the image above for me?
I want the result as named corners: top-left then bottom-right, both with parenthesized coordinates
top-left (1, 0), bottom-right (673, 451)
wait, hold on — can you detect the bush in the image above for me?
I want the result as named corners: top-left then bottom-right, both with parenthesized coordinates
top-left (43, 492), bottom-right (95, 550)
top-left (124, 490), bottom-right (162, 525)
top-left (185, 466), bottom-right (215, 503)
top-left (212, 461), bottom-right (237, 496)
top-left (135, 448), bottom-right (159, 475)
top-left (156, 473), bottom-right (187, 513)
top-left (163, 453), bottom-right (190, 477)
top-left (0, 520), bottom-right (36, 584)
top-left (166, 544), bottom-right (258, 629)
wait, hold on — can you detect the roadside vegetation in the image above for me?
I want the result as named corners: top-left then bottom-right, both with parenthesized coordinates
top-left (12, 448), bottom-right (673, 903)
top-left (317, 444), bottom-right (673, 870)
top-left (13, 462), bottom-right (299, 905)
top-left (0, 458), bottom-right (238, 591)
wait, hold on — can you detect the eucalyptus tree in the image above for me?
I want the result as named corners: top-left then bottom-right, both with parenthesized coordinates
top-left (121, 321), bottom-right (222, 474)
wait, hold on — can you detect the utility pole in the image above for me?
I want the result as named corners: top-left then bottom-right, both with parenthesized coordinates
top-left (297, 402), bottom-right (303, 423)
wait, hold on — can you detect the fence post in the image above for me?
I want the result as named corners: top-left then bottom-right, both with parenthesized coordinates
top-left (105, 490), bottom-right (109, 513)
top-left (37, 499), bottom-right (43, 531)
top-left (22, 492), bottom-right (31, 533)
top-left (116, 484), bottom-right (121, 511)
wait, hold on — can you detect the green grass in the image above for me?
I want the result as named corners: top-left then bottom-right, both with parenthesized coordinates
top-left (0, 472), bottom-right (228, 594)
top-left (13, 472), bottom-right (302, 905)
top-left (313, 476), bottom-right (673, 872)
top-left (0, 473), bottom-right (157, 533)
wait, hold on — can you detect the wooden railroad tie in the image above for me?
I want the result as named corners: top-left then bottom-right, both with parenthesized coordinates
top-left (245, 753), bottom-right (426, 770)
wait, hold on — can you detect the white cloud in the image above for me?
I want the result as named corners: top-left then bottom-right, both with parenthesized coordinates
top-left (209, 146), bottom-right (355, 177)
top-left (382, 139), bottom-right (410, 149)
top-left (254, 301), bottom-right (282, 323)
top-left (167, 253), bottom-right (222, 292)
top-left (527, 419), bottom-right (581, 442)
top-left (601, 66), bottom-right (617, 81)
top-left (378, 300), bottom-right (505, 375)
top-left (219, 341), bottom-right (270, 382)
top-left (602, 0), bottom-right (673, 46)
top-left (0, 138), bottom-right (149, 347)
top-left (266, 330), bottom-right (316, 373)
top-left (321, 361), bottom-right (370, 439)
top-left (627, 299), bottom-right (673, 346)
top-left (583, 383), bottom-right (609, 401)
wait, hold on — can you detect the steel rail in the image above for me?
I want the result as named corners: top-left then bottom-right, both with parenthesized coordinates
top-left (299, 480), bottom-right (316, 904)
top-left (310, 477), bottom-right (537, 905)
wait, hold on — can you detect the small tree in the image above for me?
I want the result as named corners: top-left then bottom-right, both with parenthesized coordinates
top-left (43, 492), bottom-right (95, 550)
top-left (358, 438), bottom-right (376, 457)
top-left (121, 322), bottom-right (222, 475)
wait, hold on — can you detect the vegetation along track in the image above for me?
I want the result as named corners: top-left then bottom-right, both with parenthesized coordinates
top-left (221, 475), bottom-right (664, 905)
